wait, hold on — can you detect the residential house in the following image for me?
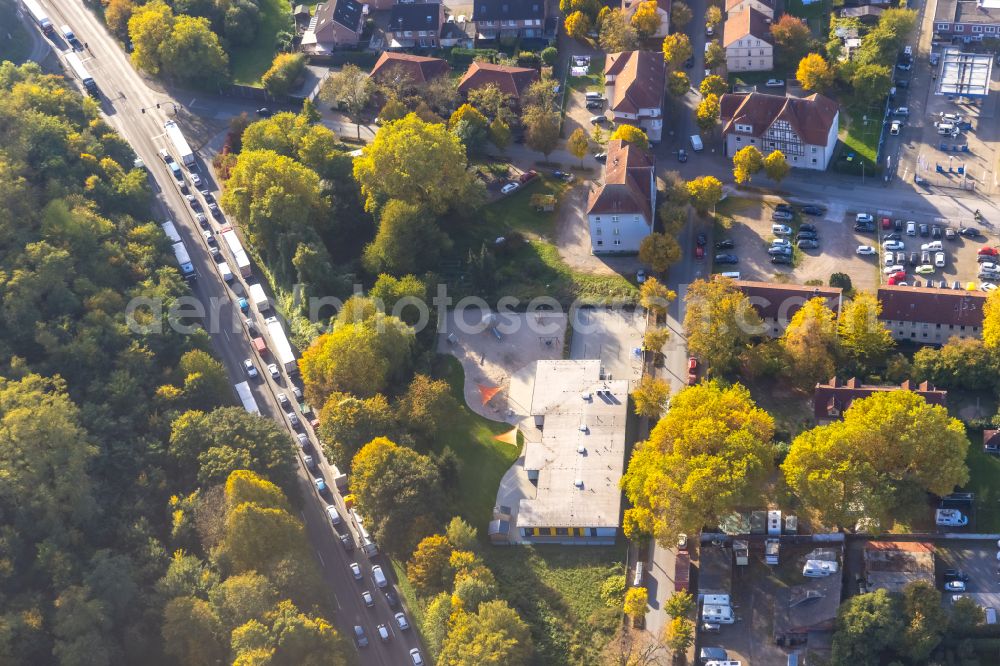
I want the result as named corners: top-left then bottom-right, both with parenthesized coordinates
top-left (773, 574), bottom-right (842, 646)
top-left (586, 139), bottom-right (656, 255)
top-left (984, 429), bottom-right (1000, 454)
top-left (386, 2), bottom-right (445, 49)
top-left (456, 61), bottom-right (538, 104)
top-left (935, 0), bottom-right (1000, 41)
top-left (300, 0), bottom-right (365, 54)
top-left (877, 285), bottom-right (986, 343)
top-left (732, 280), bottom-right (842, 336)
top-left (726, 0), bottom-right (775, 19)
top-left (440, 17), bottom-right (476, 48)
top-left (603, 51), bottom-right (666, 141)
top-left (863, 541), bottom-right (935, 593)
top-left (720, 91), bottom-right (840, 170)
top-left (723, 7), bottom-right (774, 72)
top-left (840, 5), bottom-right (884, 23)
top-left (473, 0), bottom-right (547, 40)
top-left (514, 360), bottom-right (628, 545)
top-left (622, 0), bottom-right (670, 37)
top-left (813, 377), bottom-right (947, 422)
top-left (368, 52), bottom-right (450, 86)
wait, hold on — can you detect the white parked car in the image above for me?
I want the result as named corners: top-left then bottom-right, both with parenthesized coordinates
top-left (856, 213), bottom-right (874, 224)
top-left (772, 238), bottom-right (791, 248)
top-left (921, 241), bottom-right (943, 251)
top-left (935, 251), bottom-right (946, 267)
top-left (501, 182), bottom-right (519, 194)
top-left (883, 264), bottom-right (906, 275)
top-left (890, 120), bottom-right (901, 135)
top-left (982, 283), bottom-right (998, 292)
top-left (945, 580), bottom-right (967, 592)
top-left (882, 240), bottom-right (904, 250)
top-left (765, 78), bottom-right (785, 87)
top-left (856, 245), bottom-right (876, 255)
top-left (772, 224), bottom-right (792, 236)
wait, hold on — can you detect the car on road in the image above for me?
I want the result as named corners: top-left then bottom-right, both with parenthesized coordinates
top-left (256, 107), bottom-right (273, 117)
top-left (676, 148), bottom-right (688, 162)
top-left (961, 227), bottom-right (982, 238)
top-left (715, 254), bottom-right (738, 264)
top-left (589, 115), bottom-right (607, 124)
top-left (801, 205), bottom-right (825, 216)
top-left (268, 363), bottom-right (280, 380)
top-left (935, 252), bottom-right (946, 267)
top-left (946, 227), bottom-right (957, 240)
top-left (857, 245), bottom-right (876, 255)
top-left (314, 477), bottom-right (328, 495)
top-left (696, 233), bottom-right (707, 246)
top-left (797, 239), bottom-right (819, 249)
top-left (883, 240), bottom-right (904, 250)
top-left (585, 100), bottom-right (604, 109)
top-left (340, 533), bottom-right (354, 550)
top-left (716, 239), bottom-right (735, 249)
top-left (890, 120), bottom-right (901, 135)
top-left (765, 78), bottom-right (785, 87)
top-left (694, 246), bottom-right (704, 260)
top-left (894, 106), bottom-right (910, 116)
top-left (325, 505), bottom-right (341, 526)
top-left (384, 588), bottom-right (400, 608)
top-left (244, 317), bottom-right (257, 335)
top-left (277, 393), bottom-right (289, 407)
top-left (354, 625), bottom-right (368, 648)
top-left (200, 190), bottom-right (215, 204)
top-left (372, 565), bottom-right (388, 588)
top-left (189, 172), bottom-right (202, 187)
top-left (208, 203), bottom-right (222, 219)
top-left (896, 62), bottom-right (912, 71)
top-left (410, 648), bottom-right (425, 666)
top-left (501, 182), bottom-right (519, 194)
top-left (944, 580), bottom-right (967, 592)
top-left (350, 562), bottom-right (362, 580)
top-left (243, 358), bottom-right (258, 379)
top-left (687, 357), bottom-right (698, 385)
top-left (361, 590), bottom-right (374, 607)
top-left (856, 213), bottom-right (874, 224)
top-left (376, 623), bottom-right (390, 642)
top-left (296, 433), bottom-right (308, 448)
top-left (195, 212), bottom-right (209, 228)
top-left (636, 269), bottom-right (646, 283)
top-left (771, 254), bottom-right (792, 264)
top-left (238, 297), bottom-right (249, 313)
top-left (915, 264), bottom-right (935, 275)
top-left (395, 612), bottom-right (411, 631)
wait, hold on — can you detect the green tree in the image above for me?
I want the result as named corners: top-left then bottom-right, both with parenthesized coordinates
top-left (363, 199), bottom-right (453, 277)
top-left (600, 574), bottom-right (627, 608)
top-left (599, 8), bottom-right (639, 52)
top-left (783, 391), bottom-right (970, 532)
top-left (424, 592), bottom-right (454, 655)
top-left (317, 392), bottom-right (394, 470)
top-left (670, 0), bottom-right (692, 28)
top-left (351, 438), bottom-right (445, 554)
top-left (467, 84), bottom-right (514, 126)
top-left (622, 381), bottom-right (774, 544)
top-left (631, 375), bottom-right (671, 419)
top-left (398, 374), bottom-right (457, 447)
top-left (209, 572), bottom-right (279, 636)
top-left (319, 64), bottom-right (374, 140)
top-left (160, 14), bottom-right (229, 87)
top-left (261, 53), bottom-right (306, 97)
top-left (831, 590), bottom-right (903, 665)
top-left (683, 278), bottom-right (763, 374)
top-left (439, 600), bottom-right (533, 665)
top-left (407, 534), bottom-right (454, 596)
top-left (665, 590), bottom-right (694, 618)
top-left (661, 33), bottom-right (693, 71)
top-left (780, 297), bottom-right (839, 389)
top-left (912, 338), bottom-right (997, 391)
top-left (230, 600), bottom-right (348, 666)
top-left (700, 74), bottom-right (727, 98)
top-left (851, 64), bottom-right (893, 107)
top-left (638, 232), bottom-right (681, 272)
top-left (225, 469), bottom-right (291, 512)
top-left (667, 71), bottom-right (690, 97)
top-left (624, 587), bottom-right (648, 620)
top-left (901, 581), bottom-right (947, 662)
top-left (685, 176), bottom-right (722, 213)
top-left (763, 150), bottom-right (790, 183)
top-left (950, 596), bottom-right (985, 632)
top-left (489, 118), bottom-right (512, 151)
top-left (696, 93), bottom-right (721, 132)
top-left (704, 41), bottom-right (726, 69)
top-left (446, 517), bottom-right (479, 551)
top-left (797, 53), bottom-right (835, 92)
top-left (838, 292), bottom-right (895, 371)
top-left (161, 596), bottom-right (225, 666)
top-left (353, 113), bottom-right (480, 215)
top-left (541, 47), bottom-right (558, 66)
top-left (523, 107), bottom-right (561, 160)
top-left (52, 585), bottom-right (114, 666)
top-left (178, 349), bottom-right (232, 410)
top-left (732, 145), bottom-right (764, 184)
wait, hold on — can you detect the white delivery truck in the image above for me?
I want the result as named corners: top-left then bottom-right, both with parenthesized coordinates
top-left (248, 283), bottom-right (269, 311)
top-left (219, 262), bottom-right (233, 283)
top-left (690, 135), bottom-right (704, 151)
top-left (265, 316), bottom-right (297, 374)
top-left (163, 120), bottom-right (196, 169)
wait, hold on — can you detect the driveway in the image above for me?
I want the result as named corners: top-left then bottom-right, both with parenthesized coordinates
top-left (554, 182), bottom-right (644, 276)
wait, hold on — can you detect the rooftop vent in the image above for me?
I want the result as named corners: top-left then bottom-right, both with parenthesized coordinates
top-left (574, 479), bottom-right (584, 488)
top-left (577, 445), bottom-right (586, 454)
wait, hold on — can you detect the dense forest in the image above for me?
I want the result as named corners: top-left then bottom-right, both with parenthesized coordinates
top-left (0, 61), bottom-right (347, 665)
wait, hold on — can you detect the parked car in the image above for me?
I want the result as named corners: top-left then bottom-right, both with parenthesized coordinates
top-left (552, 170), bottom-right (574, 181)
top-left (980, 246), bottom-right (999, 256)
top-left (946, 227), bottom-right (957, 240)
top-left (932, 225), bottom-right (942, 239)
top-left (771, 254), bottom-right (792, 264)
top-left (594, 152), bottom-right (607, 162)
top-left (687, 357), bottom-right (698, 385)
top-left (961, 227), bottom-right (982, 238)
top-left (894, 106), bottom-right (910, 116)
top-left (915, 264), bottom-right (935, 275)
top-left (676, 148), bottom-right (688, 162)
top-left (765, 78), bottom-right (785, 87)
top-left (800, 223), bottom-right (817, 232)
top-left (921, 241), bottom-right (943, 251)
top-left (768, 246), bottom-right (792, 256)
top-left (890, 120), bottom-right (901, 135)
top-left (883, 264), bottom-right (906, 275)
top-left (919, 223), bottom-right (930, 236)
top-left (519, 169), bottom-right (538, 184)
top-left (922, 250), bottom-right (932, 264)
top-left (243, 358), bottom-right (258, 379)
top-left (797, 239), bottom-right (819, 249)
top-left (771, 211), bottom-right (794, 222)
top-left (882, 240), bottom-right (905, 250)
top-left (715, 254), bottom-right (738, 264)
top-left (636, 269), bottom-right (646, 284)
top-left (856, 245), bottom-right (876, 256)
top-left (796, 231), bottom-right (818, 240)
top-left (354, 625), bottom-right (368, 648)
top-left (906, 220), bottom-right (917, 235)
top-left (944, 580), bottom-right (967, 592)
top-left (881, 217), bottom-right (892, 229)
top-left (772, 238), bottom-right (792, 248)
top-left (772, 223), bottom-right (792, 235)
top-left (801, 205), bottom-right (826, 216)
top-left (256, 107), bottom-right (273, 117)
top-left (978, 254), bottom-right (996, 263)
top-left (716, 239), bottom-right (735, 249)
top-left (935, 252), bottom-right (946, 267)
top-left (944, 569), bottom-right (971, 582)
top-left (501, 182), bottom-right (519, 194)
top-left (856, 213), bottom-right (874, 224)
top-left (589, 115), bottom-right (607, 124)
top-left (585, 100), bottom-right (604, 109)
top-left (908, 251), bottom-right (919, 265)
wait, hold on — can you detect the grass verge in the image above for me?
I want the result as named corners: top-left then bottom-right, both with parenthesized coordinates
top-left (0, 0), bottom-right (31, 64)
top-left (229, 0), bottom-right (291, 85)
top-left (839, 107), bottom-right (881, 165)
top-left (963, 443), bottom-right (1000, 532)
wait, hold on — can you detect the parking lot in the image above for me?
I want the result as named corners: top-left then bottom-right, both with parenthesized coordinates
top-left (936, 540), bottom-right (1000, 613)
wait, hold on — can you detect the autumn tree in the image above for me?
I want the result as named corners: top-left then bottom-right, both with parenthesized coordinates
top-left (686, 175), bottom-right (723, 213)
top-left (782, 391), bottom-right (970, 532)
top-left (913, 338), bottom-right (998, 391)
top-left (439, 600), bottom-right (533, 664)
top-left (397, 374), bottom-right (457, 447)
top-left (351, 438), bottom-right (445, 554)
top-left (700, 74), bottom-right (727, 98)
top-left (770, 15), bottom-right (813, 66)
top-left (640, 277), bottom-right (677, 318)
top-left (670, 1), bottom-right (692, 29)
top-left (644, 326), bottom-right (670, 354)
top-left (683, 278), bottom-right (763, 374)
top-left (565, 11), bottom-right (591, 40)
top-left (704, 41), bottom-right (726, 68)
top-left (639, 232), bottom-right (681, 272)
top-left (105, 0), bottom-right (135, 38)
top-left (838, 292), bottom-right (894, 371)
top-left (363, 198), bottom-right (452, 276)
top-left (763, 150), bottom-right (790, 183)
top-left (661, 33), bottom-right (693, 71)
top-left (982, 289), bottom-right (1000, 351)
top-left (631, 0), bottom-right (662, 37)
top-left (489, 118), bottom-right (512, 151)
top-left (667, 71), bottom-right (690, 96)
top-left (599, 8), bottom-right (639, 52)
top-left (523, 107), bottom-right (561, 160)
top-left (631, 375), bottom-right (671, 419)
top-left (317, 392), bottom-right (395, 470)
top-left (129, 1), bottom-right (229, 86)
top-left (780, 297), bottom-right (839, 389)
top-left (696, 93), bottom-right (721, 132)
top-left (162, 596), bottom-right (226, 666)
top-left (706, 6), bottom-right (722, 28)
top-left (262, 53), bottom-right (306, 97)
top-left (901, 581), bottom-right (947, 662)
top-left (610, 124), bottom-right (650, 150)
top-left (319, 64), bottom-right (375, 139)
top-left (797, 53), bottom-right (835, 92)
top-left (732, 145), bottom-right (764, 184)
top-left (665, 590), bottom-right (694, 618)
top-left (624, 587), bottom-right (648, 620)
top-left (567, 127), bottom-right (589, 166)
top-left (622, 381), bottom-right (774, 544)
top-left (353, 113), bottom-right (480, 214)
top-left (664, 617), bottom-right (694, 653)
top-left (407, 534), bottom-right (454, 596)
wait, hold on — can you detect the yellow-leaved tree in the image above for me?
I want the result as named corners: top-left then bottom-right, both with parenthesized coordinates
top-left (780, 297), bottom-right (839, 389)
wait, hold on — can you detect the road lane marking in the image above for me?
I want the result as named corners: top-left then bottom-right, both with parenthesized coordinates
top-left (316, 550), bottom-right (325, 568)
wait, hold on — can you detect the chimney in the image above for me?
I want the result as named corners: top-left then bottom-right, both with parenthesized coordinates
top-left (919, 380), bottom-right (930, 391)
top-left (829, 377), bottom-right (838, 388)
top-left (901, 379), bottom-right (912, 391)
top-left (846, 377), bottom-right (858, 388)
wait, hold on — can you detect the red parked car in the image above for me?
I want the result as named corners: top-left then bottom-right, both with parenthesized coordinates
top-left (687, 357), bottom-right (698, 385)
top-left (978, 246), bottom-right (999, 256)
top-left (881, 217), bottom-right (891, 229)
top-left (694, 246), bottom-right (705, 260)
top-left (518, 170), bottom-right (539, 184)
top-left (888, 272), bottom-right (906, 285)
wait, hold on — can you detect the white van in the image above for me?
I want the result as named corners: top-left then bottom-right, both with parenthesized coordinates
top-left (633, 561), bottom-right (644, 587)
top-left (371, 564), bottom-right (388, 589)
top-left (935, 508), bottom-right (968, 526)
top-left (219, 262), bottom-right (234, 282)
top-left (719, 271), bottom-right (741, 279)
top-left (937, 123), bottom-right (958, 135)
top-left (690, 135), bottom-right (704, 151)
top-left (585, 91), bottom-right (604, 101)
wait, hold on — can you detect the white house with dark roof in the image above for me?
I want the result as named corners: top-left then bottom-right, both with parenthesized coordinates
top-left (587, 139), bottom-right (656, 254)
top-left (604, 51), bottom-right (666, 141)
top-left (720, 91), bottom-right (840, 170)
top-left (300, 0), bottom-right (365, 53)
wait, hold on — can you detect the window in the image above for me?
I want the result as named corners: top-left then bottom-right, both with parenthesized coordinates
top-left (811, 158), bottom-right (816, 163)
top-left (596, 240), bottom-right (603, 246)
top-left (595, 216), bottom-right (601, 221)
top-left (937, 23), bottom-right (949, 30)
top-left (595, 228), bottom-right (602, 236)
top-left (736, 123), bottom-right (752, 133)
top-left (956, 24), bottom-right (964, 31)
top-left (633, 216), bottom-right (640, 222)
top-left (611, 215), bottom-right (620, 223)
top-left (961, 325), bottom-right (966, 331)
top-left (988, 26), bottom-right (997, 33)
top-left (973, 25), bottom-right (983, 32)
top-left (613, 239), bottom-right (622, 246)
top-left (812, 147), bottom-right (817, 153)
top-left (555, 528), bottom-right (569, 536)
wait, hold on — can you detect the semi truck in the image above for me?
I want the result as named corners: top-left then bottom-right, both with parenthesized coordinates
top-left (265, 316), bottom-right (296, 374)
top-left (248, 283), bottom-right (270, 312)
top-left (234, 381), bottom-right (259, 414)
top-left (163, 120), bottom-right (196, 170)
top-left (23, 0), bottom-right (54, 36)
top-left (160, 220), bottom-right (182, 244)
top-left (64, 52), bottom-right (99, 97)
top-left (171, 241), bottom-right (195, 280)
top-left (219, 225), bottom-right (252, 277)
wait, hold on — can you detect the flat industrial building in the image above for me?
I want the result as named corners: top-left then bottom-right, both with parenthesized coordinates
top-left (936, 48), bottom-right (993, 97)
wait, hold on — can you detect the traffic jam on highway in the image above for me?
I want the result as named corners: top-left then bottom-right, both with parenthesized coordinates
top-left (22, 1), bottom-right (425, 662)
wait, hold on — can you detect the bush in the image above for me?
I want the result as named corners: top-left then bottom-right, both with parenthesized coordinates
top-left (517, 51), bottom-right (542, 69)
top-left (600, 574), bottom-right (627, 608)
top-left (829, 272), bottom-right (853, 292)
top-left (261, 53), bottom-right (306, 97)
top-left (541, 46), bottom-right (558, 65)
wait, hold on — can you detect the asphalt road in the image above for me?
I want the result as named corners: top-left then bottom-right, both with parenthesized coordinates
top-left (23, 2), bottom-right (421, 662)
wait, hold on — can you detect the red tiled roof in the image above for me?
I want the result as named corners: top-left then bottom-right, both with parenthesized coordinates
top-left (813, 377), bottom-right (947, 421)
top-left (586, 139), bottom-right (654, 221)
top-left (457, 62), bottom-right (538, 100)
top-left (369, 52), bottom-right (450, 84)
top-left (720, 91), bottom-right (839, 146)
top-left (865, 541), bottom-right (934, 554)
top-left (734, 280), bottom-right (842, 324)
top-left (723, 7), bottom-right (773, 47)
top-left (604, 51), bottom-right (666, 114)
top-left (877, 285), bottom-right (986, 328)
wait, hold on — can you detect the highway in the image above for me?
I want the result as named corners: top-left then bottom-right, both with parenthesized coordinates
top-left (21, 2), bottom-right (421, 663)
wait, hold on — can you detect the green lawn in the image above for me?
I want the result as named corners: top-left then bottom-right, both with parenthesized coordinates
top-left (963, 444), bottom-right (1000, 532)
top-left (0, 0), bottom-right (31, 64)
top-left (230, 0), bottom-right (291, 86)
top-left (785, 0), bottom-right (832, 33)
top-left (840, 107), bottom-right (881, 165)
top-left (568, 56), bottom-right (604, 93)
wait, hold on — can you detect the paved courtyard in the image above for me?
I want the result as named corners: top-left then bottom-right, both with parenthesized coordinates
top-left (569, 306), bottom-right (646, 382)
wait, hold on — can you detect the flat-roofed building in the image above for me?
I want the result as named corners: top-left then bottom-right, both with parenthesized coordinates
top-left (863, 541), bottom-right (935, 593)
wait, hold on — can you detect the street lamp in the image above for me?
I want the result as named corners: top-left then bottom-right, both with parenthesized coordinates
top-left (140, 102), bottom-right (180, 115)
